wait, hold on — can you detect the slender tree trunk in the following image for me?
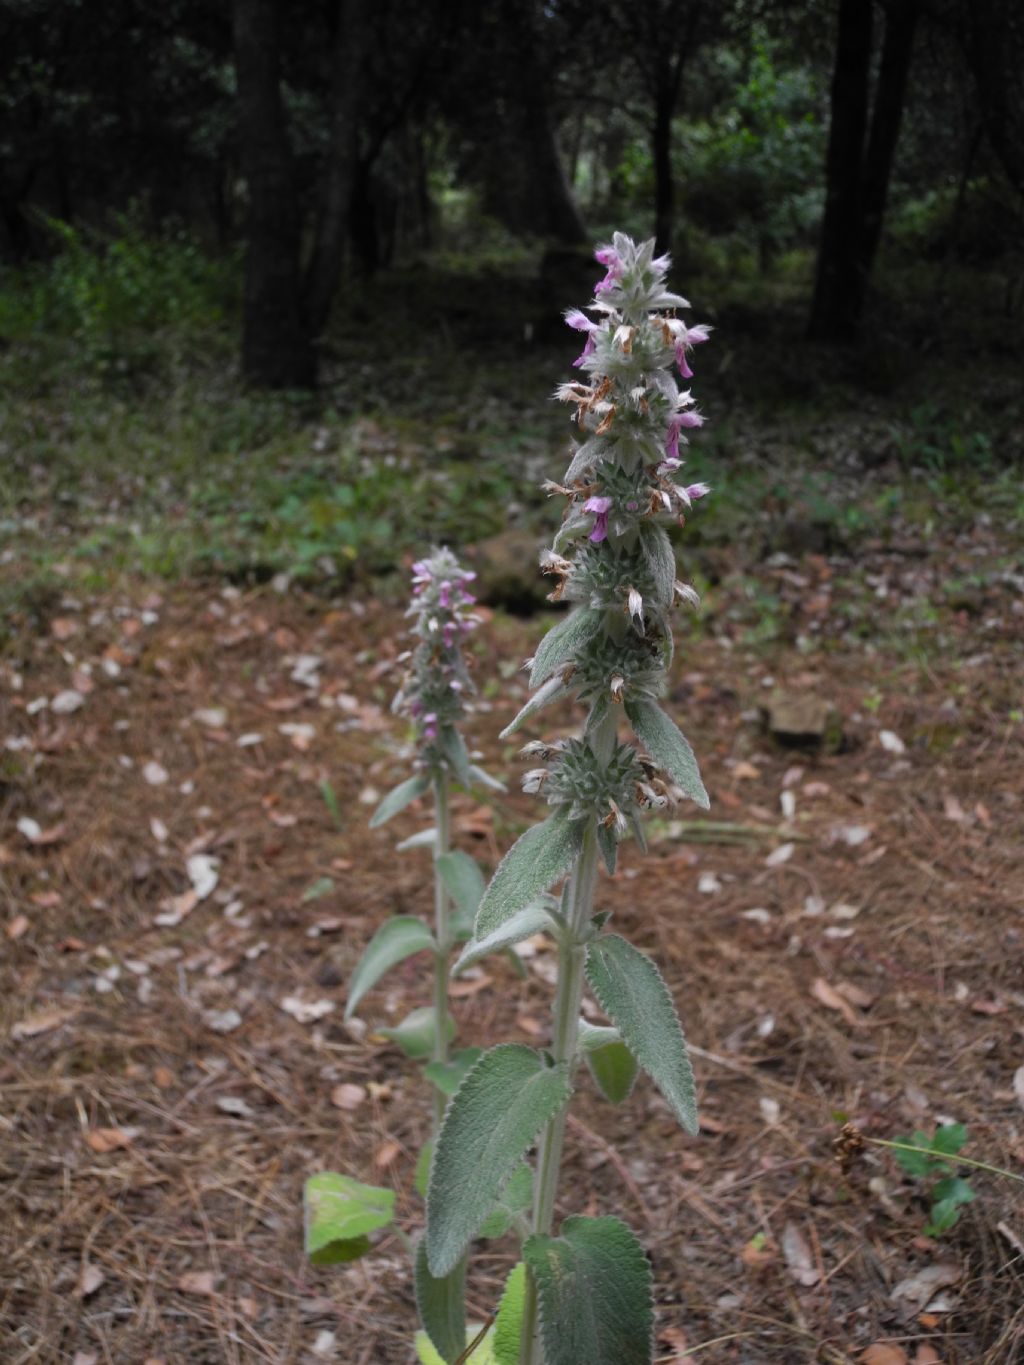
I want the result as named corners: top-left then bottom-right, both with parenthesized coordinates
top-left (808, 0), bottom-right (874, 342)
top-left (302, 0), bottom-right (365, 336)
top-left (859, 0), bottom-right (919, 278)
top-left (233, 0), bottom-right (314, 388)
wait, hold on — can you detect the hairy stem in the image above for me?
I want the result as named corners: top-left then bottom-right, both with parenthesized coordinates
top-left (519, 709), bottom-right (616, 1365)
top-left (431, 771), bottom-right (452, 1134)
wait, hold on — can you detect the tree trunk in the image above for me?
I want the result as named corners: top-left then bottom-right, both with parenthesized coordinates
top-left (232, 0), bottom-right (314, 388)
top-left (653, 90), bottom-right (675, 258)
top-left (859, 0), bottom-right (919, 278)
top-left (808, 0), bottom-right (875, 342)
top-left (302, 0), bottom-right (365, 336)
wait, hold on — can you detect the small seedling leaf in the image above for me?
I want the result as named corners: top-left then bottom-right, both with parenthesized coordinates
top-left (303, 1173), bottom-right (395, 1265)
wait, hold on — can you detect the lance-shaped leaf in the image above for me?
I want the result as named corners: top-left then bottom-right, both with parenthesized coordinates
top-left (493, 1262), bottom-right (527, 1365)
top-left (345, 916), bottom-right (437, 1020)
top-left (380, 1005), bottom-right (455, 1060)
top-left (415, 1140), bottom-right (434, 1198)
top-left (415, 1236), bottom-right (466, 1365)
top-left (426, 1045), bottom-right (572, 1277)
top-left (499, 674), bottom-right (572, 740)
top-left (523, 1216), bottom-right (653, 1365)
top-left (625, 698), bottom-right (709, 808)
top-left (453, 900), bottom-right (558, 975)
top-left (585, 935), bottom-right (698, 1134)
top-left (370, 772), bottom-right (431, 827)
top-left (424, 1047), bottom-right (483, 1098)
top-left (469, 763), bottom-right (506, 793)
top-left (475, 810), bottom-right (582, 938)
top-left (478, 1164), bottom-right (533, 1239)
top-left (397, 827), bottom-right (438, 852)
top-left (529, 607), bottom-right (602, 689)
top-left (304, 1172), bottom-right (395, 1265)
top-left (578, 1019), bottom-right (638, 1105)
top-left (437, 850), bottom-right (486, 925)
top-left (440, 726), bottom-right (472, 787)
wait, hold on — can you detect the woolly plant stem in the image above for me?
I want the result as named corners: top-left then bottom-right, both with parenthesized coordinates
top-left (431, 771), bottom-right (452, 1134)
top-left (519, 710), bottom-right (616, 1365)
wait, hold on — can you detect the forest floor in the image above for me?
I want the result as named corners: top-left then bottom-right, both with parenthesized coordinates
top-left (2, 267), bottom-right (1024, 1364)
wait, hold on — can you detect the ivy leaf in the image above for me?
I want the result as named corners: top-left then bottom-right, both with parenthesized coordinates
top-left (499, 674), bottom-right (572, 740)
top-left (370, 773), bottom-right (431, 827)
top-left (415, 1237), bottom-right (466, 1364)
top-left (529, 608), bottom-right (602, 689)
top-left (426, 1045), bottom-right (572, 1277)
top-left (523, 1216), bottom-right (653, 1365)
top-left (478, 1165), bottom-right (533, 1239)
top-left (345, 916), bottom-right (436, 1020)
top-left (585, 935), bottom-right (698, 1135)
top-left (453, 900), bottom-right (557, 975)
top-left (437, 850), bottom-right (487, 925)
top-left (475, 810), bottom-right (582, 938)
top-left (425, 1047), bottom-right (484, 1097)
top-left (578, 1020), bottom-right (638, 1105)
top-left (303, 1173), bottom-right (395, 1265)
top-left (493, 1263), bottom-right (527, 1365)
top-left (624, 699), bottom-right (709, 808)
top-left (380, 1006), bottom-right (455, 1060)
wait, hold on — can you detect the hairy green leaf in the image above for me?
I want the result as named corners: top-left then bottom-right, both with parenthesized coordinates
top-left (469, 763), bottom-right (506, 793)
top-left (414, 1327), bottom-right (496, 1365)
top-left (425, 1047), bottom-right (483, 1097)
top-left (426, 1045), bottom-right (572, 1277)
top-left (529, 607), bottom-right (602, 689)
top-left (380, 1006), bottom-right (455, 1060)
top-left (578, 1019), bottom-right (638, 1105)
top-left (415, 1140), bottom-right (433, 1198)
top-left (499, 673), bottom-right (572, 740)
top-left (478, 1165), bottom-right (533, 1239)
top-left (453, 900), bottom-right (557, 975)
top-left (396, 826), bottom-right (438, 852)
top-left (345, 916), bottom-right (436, 1020)
top-left (625, 698), bottom-right (709, 808)
top-left (523, 1216), bottom-right (653, 1365)
top-left (493, 1262), bottom-right (527, 1365)
top-left (415, 1237), bottom-right (466, 1364)
top-left (437, 850), bottom-right (487, 925)
top-left (585, 935), bottom-right (698, 1135)
top-left (639, 522), bottom-right (676, 609)
top-left (303, 1172), bottom-right (395, 1265)
top-left (370, 772), bottom-right (431, 827)
top-left (440, 726), bottom-right (472, 787)
top-left (475, 810), bottom-right (582, 938)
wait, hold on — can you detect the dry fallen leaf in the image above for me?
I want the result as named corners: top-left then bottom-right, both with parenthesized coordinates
top-left (891, 1262), bottom-right (961, 1316)
top-left (86, 1127), bottom-right (136, 1154)
top-left (330, 1083), bottom-right (367, 1111)
top-left (154, 1065), bottom-right (176, 1090)
top-left (733, 760), bottom-right (760, 780)
top-left (75, 1264), bottom-right (106, 1299)
top-left (280, 995), bottom-right (335, 1024)
top-left (657, 1326), bottom-right (697, 1363)
top-left (374, 1140), bottom-right (401, 1170)
top-left (178, 1270), bottom-right (218, 1296)
top-left (810, 977), bottom-right (860, 1029)
top-left (6, 914), bottom-right (29, 940)
top-left (781, 1221), bottom-right (820, 1287)
top-left (862, 1346), bottom-right (908, 1365)
top-left (11, 1006), bottom-right (77, 1040)
top-left (914, 1346), bottom-right (942, 1364)
top-left (1014, 1065), bottom-right (1024, 1114)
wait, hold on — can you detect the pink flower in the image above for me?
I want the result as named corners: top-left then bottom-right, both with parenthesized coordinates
top-left (572, 334), bottom-right (596, 369)
top-left (593, 245), bottom-right (624, 296)
top-left (684, 482), bottom-right (710, 501)
top-left (584, 495), bottom-right (613, 543)
top-left (565, 309), bottom-right (597, 333)
top-left (666, 410), bottom-right (705, 461)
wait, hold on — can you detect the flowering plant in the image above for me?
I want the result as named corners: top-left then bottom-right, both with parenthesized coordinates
top-left (424, 234), bottom-right (713, 1365)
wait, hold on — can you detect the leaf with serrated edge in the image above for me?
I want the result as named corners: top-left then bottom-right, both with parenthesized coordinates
top-left (370, 773), bottom-right (430, 827)
top-left (426, 1045), bottom-right (572, 1277)
top-left (437, 851), bottom-right (487, 922)
top-left (345, 916), bottom-right (436, 1019)
top-left (529, 608), bottom-right (602, 689)
top-left (475, 810), bottom-right (582, 938)
top-left (424, 1047), bottom-right (483, 1097)
top-left (625, 698), bottom-right (708, 808)
top-left (304, 1173), bottom-right (395, 1265)
top-left (585, 935), bottom-right (698, 1134)
top-left (415, 1236), bottom-right (466, 1364)
top-left (493, 1262), bottom-right (526, 1365)
top-left (499, 674), bottom-right (571, 740)
top-left (523, 1215), bottom-right (653, 1365)
top-left (453, 901), bottom-right (557, 975)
